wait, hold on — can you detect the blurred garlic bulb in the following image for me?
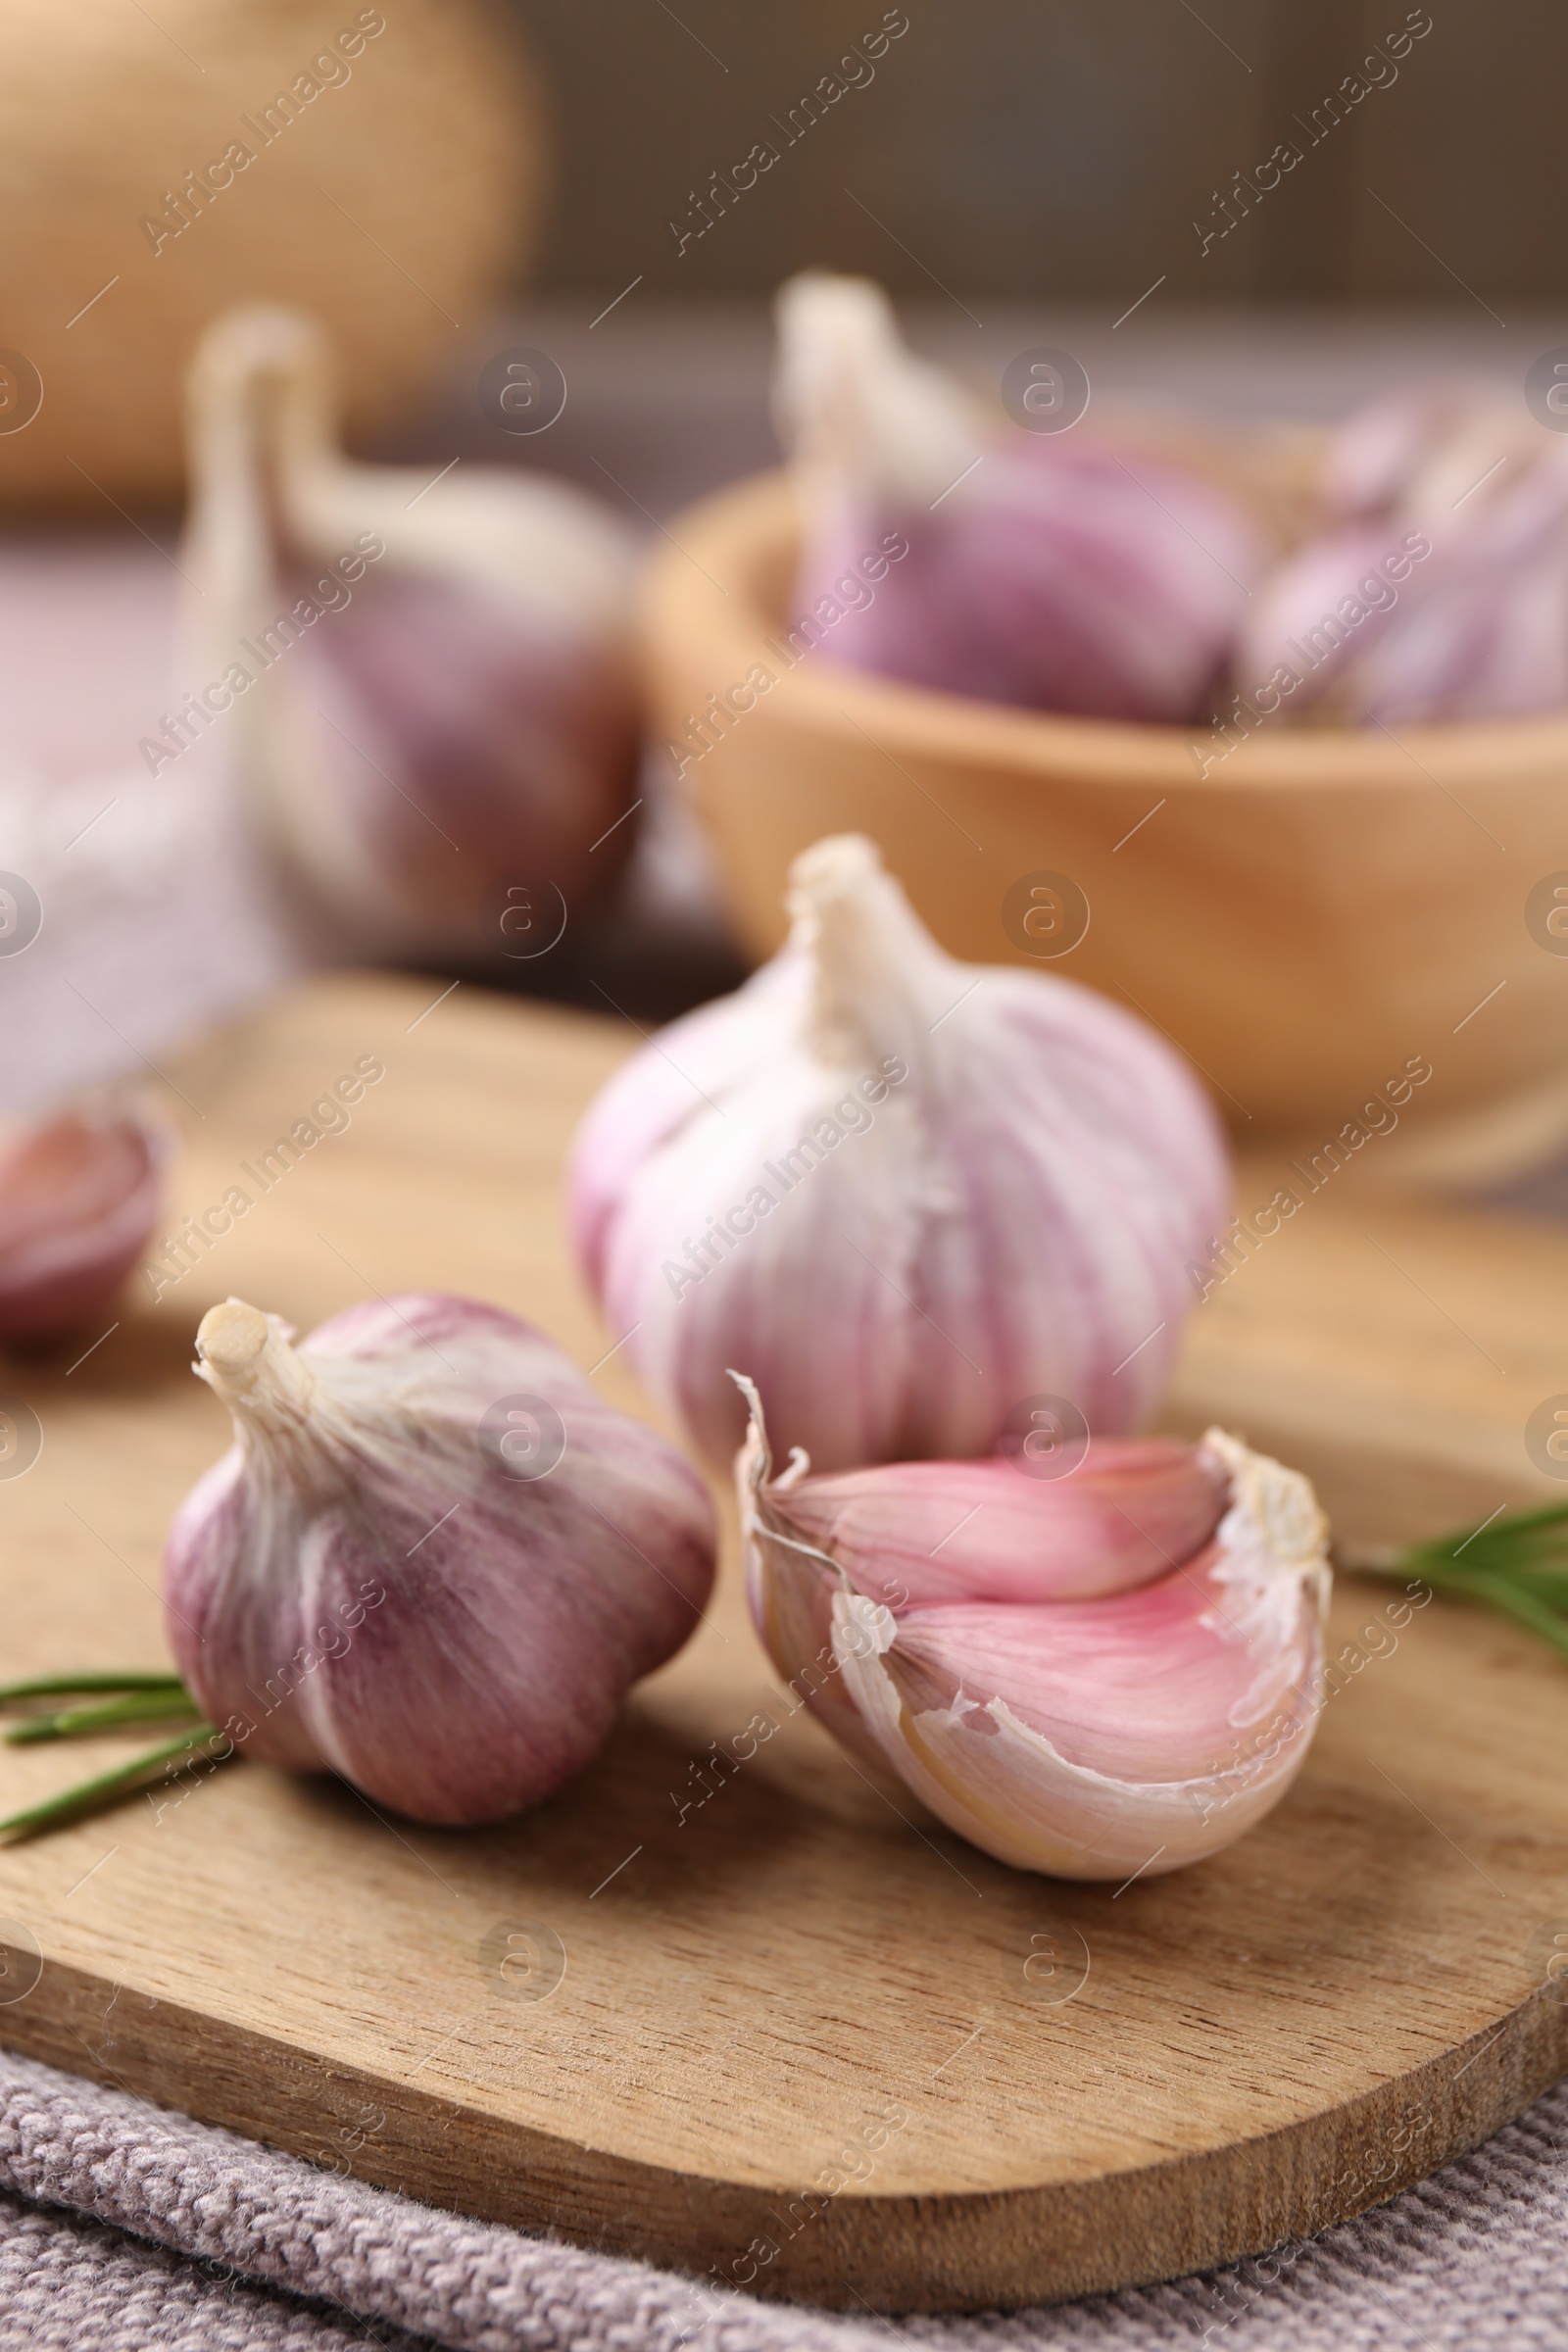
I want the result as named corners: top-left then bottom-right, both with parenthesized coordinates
top-left (773, 270), bottom-right (1260, 722)
top-left (178, 306), bottom-right (642, 959)
top-left (1321, 378), bottom-right (1546, 523)
top-left (0, 1110), bottom-right (164, 1341)
top-left (738, 1379), bottom-right (1331, 1880)
top-left (1237, 379), bottom-right (1568, 725)
top-left (569, 833), bottom-right (1230, 1472)
top-left (165, 1292), bottom-right (715, 1825)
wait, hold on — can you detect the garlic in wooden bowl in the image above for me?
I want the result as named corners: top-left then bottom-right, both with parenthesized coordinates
top-left (178, 307), bottom-right (643, 962)
top-left (165, 1294), bottom-right (716, 1825)
top-left (736, 1378), bottom-right (1331, 1880)
top-left (774, 270), bottom-right (1262, 722)
top-left (640, 440), bottom-right (1568, 1178)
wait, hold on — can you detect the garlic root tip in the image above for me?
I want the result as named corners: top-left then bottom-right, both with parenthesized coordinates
top-left (196, 1298), bottom-right (270, 1373)
top-left (785, 833), bottom-right (883, 916)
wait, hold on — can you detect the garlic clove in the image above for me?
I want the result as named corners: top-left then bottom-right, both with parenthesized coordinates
top-left (180, 307), bottom-right (643, 959)
top-left (749, 1446), bottom-right (1230, 1610)
top-left (773, 270), bottom-right (1261, 722)
top-left (0, 1110), bottom-right (165, 1341)
top-left (1241, 378), bottom-right (1568, 726)
top-left (569, 834), bottom-right (1231, 1472)
top-left (166, 1291), bottom-right (716, 1825)
top-left (1321, 378), bottom-right (1548, 525)
top-left (1239, 486), bottom-right (1568, 726)
top-left (738, 1386), bottom-right (1330, 1880)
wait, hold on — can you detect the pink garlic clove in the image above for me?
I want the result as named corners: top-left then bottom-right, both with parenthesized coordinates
top-left (569, 834), bottom-right (1231, 1472)
top-left (773, 270), bottom-right (1261, 722)
top-left (1238, 485), bottom-right (1568, 726)
top-left (179, 307), bottom-right (643, 960)
top-left (165, 1292), bottom-right (716, 1825)
top-left (754, 1441), bottom-right (1229, 1611)
top-left (1320, 378), bottom-right (1547, 526)
top-left (1242, 377), bottom-right (1568, 726)
top-left (739, 1388), bottom-right (1331, 1881)
top-left (0, 1110), bottom-right (165, 1341)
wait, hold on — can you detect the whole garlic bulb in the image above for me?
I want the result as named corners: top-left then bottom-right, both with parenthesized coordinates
top-left (164, 1293), bottom-right (716, 1825)
top-left (177, 307), bottom-right (643, 959)
top-left (1236, 379), bottom-right (1568, 725)
top-left (0, 1110), bottom-right (165, 1341)
top-left (737, 1379), bottom-right (1331, 1880)
top-left (569, 834), bottom-right (1231, 1472)
top-left (774, 271), bottom-right (1260, 722)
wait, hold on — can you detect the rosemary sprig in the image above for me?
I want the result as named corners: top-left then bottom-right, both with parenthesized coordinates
top-left (0, 1671), bottom-right (190, 1703)
top-left (0, 1724), bottom-right (228, 1840)
top-left (0, 1671), bottom-right (231, 1839)
top-left (1354, 1499), bottom-right (1568, 1658)
top-left (6, 1690), bottom-right (204, 1745)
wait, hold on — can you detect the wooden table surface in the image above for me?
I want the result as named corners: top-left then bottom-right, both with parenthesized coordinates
top-left (0, 969), bottom-right (1566, 2312)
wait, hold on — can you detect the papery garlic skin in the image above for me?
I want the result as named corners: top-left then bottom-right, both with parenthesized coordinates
top-left (164, 1293), bottom-right (715, 1825)
top-left (181, 307), bottom-right (642, 959)
top-left (569, 834), bottom-right (1230, 1471)
top-left (1237, 381), bottom-right (1568, 725)
top-left (774, 271), bottom-right (1261, 722)
top-left (737, 1383), bottom-right (1331, 1880)
top-left (0, 1110), bottom-right (165, 1340)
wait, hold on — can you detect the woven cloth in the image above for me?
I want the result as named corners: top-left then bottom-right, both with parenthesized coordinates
top-left (3, 2044), bottom-right (1567, 2350)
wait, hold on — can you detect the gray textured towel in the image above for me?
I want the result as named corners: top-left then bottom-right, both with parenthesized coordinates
top-left (2, 2044), bottom-right (1567, 2350)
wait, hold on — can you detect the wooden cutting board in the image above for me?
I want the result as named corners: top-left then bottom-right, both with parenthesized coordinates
top-left (1, 970), bottom-right (1567, 2314)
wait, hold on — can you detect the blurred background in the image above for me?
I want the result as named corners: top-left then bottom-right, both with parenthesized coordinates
top-left (517, 0), bottom-right (1544, 308)
top-left (1, 0), bottom-right (1562, 1193)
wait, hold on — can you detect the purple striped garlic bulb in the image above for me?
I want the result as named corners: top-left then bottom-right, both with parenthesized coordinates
top-left (774, 271), bottom-right (1261, 722)
top-left (737, 1378), bottom-right (1331, 1880)
top-left (1235, 379), bottom-right (1568, 725)
top-left (568, 834), bottom-right (1231, 1473)
top-left (164, 1293), bottom-right (715, 1825)
top-left (178, 307), bottom-right (641, 960)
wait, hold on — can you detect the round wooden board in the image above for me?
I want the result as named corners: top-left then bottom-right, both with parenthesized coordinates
top-left (0, 972), bottom-right (1565, 2313)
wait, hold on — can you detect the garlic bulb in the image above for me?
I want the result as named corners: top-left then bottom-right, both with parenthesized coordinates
top-left (773, 270), bottom-right (1260, 722)
top-left (1236, 380), bottom-right (1568, 725)
top-left (164, 1293), bottom-right (716, 1825)
top-left (0, 1110), bottom-right (165, 1341)
top-left (737, 1379), bottom-right (1331, 1879)
top-left (569, 834), bottom-right (1231, 1472)
top-left (177, 307), bottom-right (642, 959)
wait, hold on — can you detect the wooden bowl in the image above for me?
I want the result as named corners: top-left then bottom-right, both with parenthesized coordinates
top-left (642, 468), bottom-right (1568, 1184)
top-left (0, 0), bottom-right (542, 513)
